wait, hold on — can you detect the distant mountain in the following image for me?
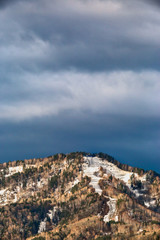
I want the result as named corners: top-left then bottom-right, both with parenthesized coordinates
top-left (0, 152), bottom-right (159, 239)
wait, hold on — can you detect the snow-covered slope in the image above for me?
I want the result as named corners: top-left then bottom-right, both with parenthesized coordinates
top-left (83, 156), bottom-right (147, 192)
top-left (83, 157), bottom-right (120, 222)
top-left (82, 156), bottom-right (156, 222)
top-left (83, 156), bottom-right (133, 188)
top-left (83, 157), bottom-right (102, 194)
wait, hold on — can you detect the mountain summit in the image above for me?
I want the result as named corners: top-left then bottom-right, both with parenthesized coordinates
top-left (0, 152), bottom-right (159, 239)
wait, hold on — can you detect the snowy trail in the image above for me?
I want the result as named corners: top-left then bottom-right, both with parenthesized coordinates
top-left (83, 157), bottom-right (102, 194)
top-left (103, 197), bottom-right (118, 223)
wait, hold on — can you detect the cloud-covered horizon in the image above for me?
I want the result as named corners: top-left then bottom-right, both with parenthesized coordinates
top-left (0, 0), bottom-right (159, 172)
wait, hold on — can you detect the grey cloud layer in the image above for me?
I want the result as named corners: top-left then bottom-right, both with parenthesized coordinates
top-left (0, 71), bottom-right (160, 121)
top-left (0, 0), bottom-right (160, 71)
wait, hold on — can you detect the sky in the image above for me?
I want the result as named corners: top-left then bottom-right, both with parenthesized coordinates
top-left (0, 0), bottom-right (160, 172)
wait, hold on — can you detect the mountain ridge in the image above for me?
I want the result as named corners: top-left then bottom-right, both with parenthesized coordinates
top-left (0, 152), bottom-right (159, 239)
top-left (1, 151), bottom-right (159, 176)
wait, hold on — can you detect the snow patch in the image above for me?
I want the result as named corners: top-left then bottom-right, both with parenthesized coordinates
top-left (83, 157), bottom-right (102, 194)
top-left (65, 178), bottom-right (80, 194)
top-left (47, 206), bottom-right (60, 221)
top-left (0, 188), bottom-right (9, 205)
top-left (144, 199), bottom-right (156, 208)
top-left (73, 178), bottom-right (79, 187)
top-left (0, 189), bottom-right (6, 195)
top-left (138, 228), bottom-right (143, 233)
top-left (130, 188), bottom-right (143, 197)
top-left (5, 166), bottom-right (23, 177)
top-left (37, 178), bottom-right (48, 189)
top-left (103, 197), bottom-right (118, 223)
top-left (0, 184), bottom-right (23, 206)
top-left (38, 218), bottom-right (47, 233)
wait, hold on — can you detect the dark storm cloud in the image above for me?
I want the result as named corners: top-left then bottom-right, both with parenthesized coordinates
top-left (0, 112), bottom-right (159, 172)
top-left (0, 69), bottom-right (159, 172)
top-left (0, 0), bottom-right (14, 7)
top-left (0, 0), bottom-right (21, 8)
top-left (0, 0), bottom-right (159, 172)
top-left (0, 0), bottom-right (34, 8)
top-left (146, 0), bottom-right (160, 6)
top-left (153, 0), bottom-right (160, 5)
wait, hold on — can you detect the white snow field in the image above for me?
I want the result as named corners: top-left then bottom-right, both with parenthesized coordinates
top-left (82, 156), bottom-right (148, 222)
top-left (83, 156), bottom-right (134, 187)
top-left (83, 156), bottom-right (146, 191)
